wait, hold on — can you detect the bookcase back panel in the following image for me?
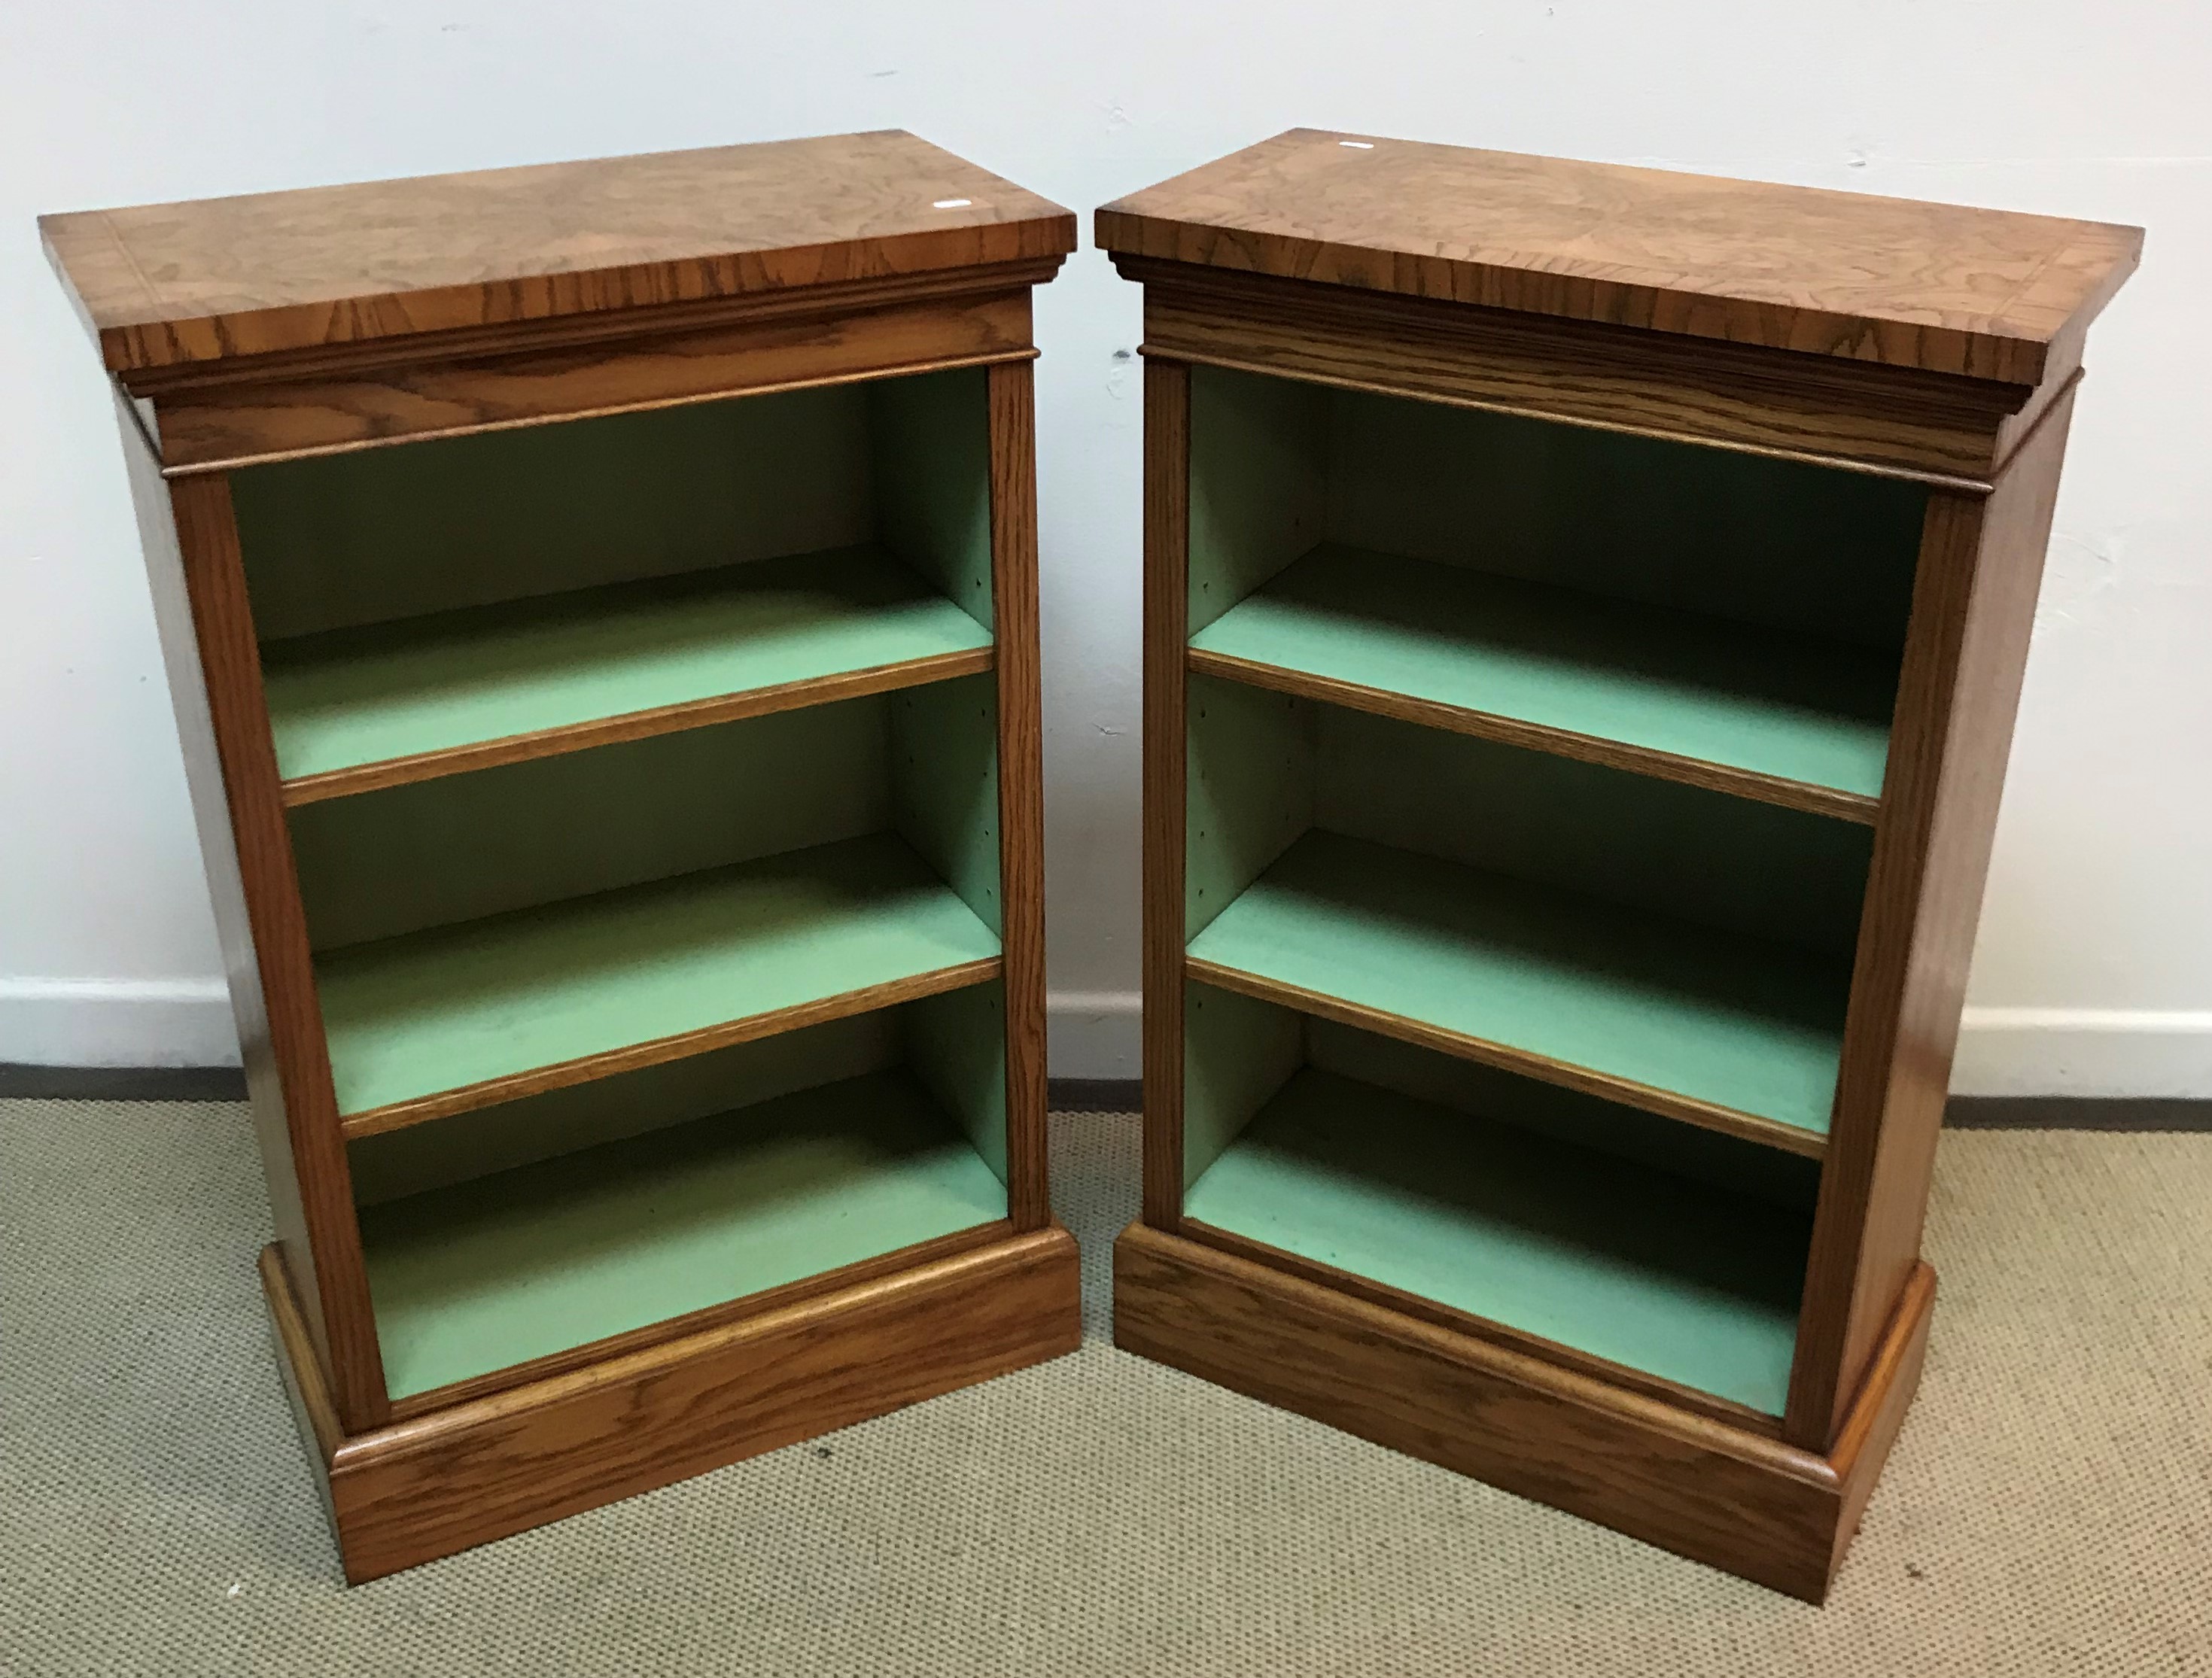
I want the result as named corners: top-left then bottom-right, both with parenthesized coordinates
top-left (348, 987), bottom-right (1014, 1400)
top-left (1316, 705), bottom-right (1873, 959)
top-left (1186, 365), bottom-right (1928, 653)
top-left (1183, 981), bottom-right (1818, 1206)
top-left (348, 1008), bottom-right (899, 1203)
top-left (1179, 981), bottom-right (1815, 1413)
top-left (1303, 1015), bottom-right (1819, 1208)
top-left (1188, 673), bottom-right (1870, 958)
top-left (349, 984), bottom-right (1012, 1200)
top-left (291, 693), bottom-right (894, 950)
top-left (232, 367), bottom-right (995, 643)
top-left (233, 387), bottom-right (871, 639)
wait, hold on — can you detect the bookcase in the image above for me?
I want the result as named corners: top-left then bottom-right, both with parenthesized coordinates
top-left (43, 132), bottom-right (1081, 1582)
top-left (1100, 131), bottom-right (2140, 1600)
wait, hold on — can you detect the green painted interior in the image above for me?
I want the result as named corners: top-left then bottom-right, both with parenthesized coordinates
top-left (251, 369), bottom-right (1014, 1385)
top-left (1173, 368), bottom-right (1888, 1406)
top-left (260, 544), bottom-right (991, 784)
top-left (231, 386), bottom-right (877, 640)
top-left (1191, 543), bottom-right (1899, 799)
top-left (316, 831), bottom-right (1000, 1118)
top-left (1182, 980), bottom-right (1818, 1209)
top-left (870, 367), bottom-right (995, 631)
top-left (1183, 980), bottom-right (1303, 1188)
top-left (291, 696), bottom-right (893, 951)
top-left (360, 1068), bottom-right (1007, 1399)
top-left (1188, 676), bottom-right (1873, 962)
top-left (901, 981), bottom-right (1010, 1183)
top-left (348, 1010), bottom-right (901, 1204)
top-left (1183, 1065), bottom-right (1810, 1412)
top-left (1314, 702), bottom-right (1873, 960)
top-left (1186, 676), bottom-right (1315, 940)
top-left (1186, 366), bottom-right (1925, 652)
top-left (891, 676), bottom-right (1003, 936)
top-left (229, 371), bottom-right (990, 654)
top-left (1187, 829), bottom-right (1849, 1135)
top-left (1188, 365), bottom-right (1328, 634)
top-left (1302, 1014), bottom-right (1821, 1208)
top-left (1323, 383), bottom-right (1928, 652)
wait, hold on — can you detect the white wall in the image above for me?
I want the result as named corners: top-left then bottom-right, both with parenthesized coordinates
top-left (2, 2), bottom-right (2204, 1092)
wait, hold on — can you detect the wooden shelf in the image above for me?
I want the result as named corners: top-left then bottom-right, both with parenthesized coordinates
top-left (1185, 831), bottom-right (1848, 1153)
top-left (264, 545), bottom-right (993, 803)
top-left (321, 832), bottom-right (1001, 1135)
top-left (1182, 1066), bottom-right (1810, 1415)
top-left (1189, 545), bottom-right (1895, 822)
top-left (360, 1069), bottom-right (1007, 1400)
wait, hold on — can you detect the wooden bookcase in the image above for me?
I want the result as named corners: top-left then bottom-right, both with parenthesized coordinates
top-left (1100, 130), bottom-right (2140, 1600)
top-left (43, 132), bottom-right (1082, 1582)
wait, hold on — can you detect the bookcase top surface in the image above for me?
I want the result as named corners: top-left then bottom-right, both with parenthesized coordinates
top-left (41, 130), bottom-right (1075, 375)
top-left (1097, 129), bottom-right (2140, 386)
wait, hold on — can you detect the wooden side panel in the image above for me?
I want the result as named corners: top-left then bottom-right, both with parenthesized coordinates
top-left (1133, 260), bottom-right (2024, 485)
top-left (988, 360), bottom-right (1049, 1230)
top-left (280, 1227), bottom-right (1081, 1583)
top-left (1829, 1262), bottom-right (1937, 1579)
top-left (1790, 390), bottom-right (2079, 1446)
top-left (119, 416), bottom-right (389, 1428)
top-left (1143, 361), bottom-right (1193, 1227)
top-left (1115, 1221), bottom-right (1848, 1602)
top-left (151, 290), bottom-right (1040, 473)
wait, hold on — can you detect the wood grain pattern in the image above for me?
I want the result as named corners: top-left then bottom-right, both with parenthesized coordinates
top-left (147, 285), bottom-right (1045, 474)
top-left (1143, 360), bottom-right (1193, 1227)
top-left (1186, 957), bottom-right (1830, 1161)
top-left (265, 1224), bottom-right (1082, 1583)
top-left (1827, 1261), bottom-right (1936, 1580)
top-left (1788, 390), bottom-right (2079, 1448)
top-left (1113, 141), bottom-right (2125, 1599)
top-left (138, 459), bottom-right (389, 1430)
top-left (1188, 646), bottom-right (1879, 825)
top-left (1099, 131), bottom-right (2140, 385)
top-left (337, 957), bottom-right (1002, 1139)
top-left (124, 261), bottom-right (1058, 397)
top-left (988, 361), bottom-right (1051, 1230)
top-left (1128, 258), bottom-right (2027, 486)
top-left (1115, 1221), bottom-right (1931, 1603)
top-left (44, 131), bottom-right (1076, 373)
top-left (123, 403), bottom-right (332, 1382)
top-left (385, 1219), bottom-right (1015, 1421)
top-left (1181, 1220), bottom-right (1783, 1436)
top-left (282, 646), bottom-right (994, 807)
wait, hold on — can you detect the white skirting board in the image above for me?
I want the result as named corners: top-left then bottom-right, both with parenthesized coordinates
top-left (0, 977), bottom-right (240, 1069)
top-left (7, 977), bottom-right (2210, 1099)
top-left (1044, 989), bottom-right (1141, 1082)
top-left (1949, 1008), bottom-right (2212, 1099)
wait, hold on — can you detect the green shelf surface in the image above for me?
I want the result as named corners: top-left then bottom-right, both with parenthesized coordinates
top-left (360, 1069), bottom-right (1007, 1399)
top-left (318, 833), bottom-right (1000, 1118)
top-left (1186, 831), bottom-right (1849, 1137)
top-left (261, 545), bottom-right (992, 783)
top-left (1185, 1067), bottom-right (1809, 1412)
top-left (1189, 545), bottom-right (1898, 800)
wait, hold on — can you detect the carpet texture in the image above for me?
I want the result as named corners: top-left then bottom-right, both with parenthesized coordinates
top-left (3, 1098), bottom-right (2209, 1675)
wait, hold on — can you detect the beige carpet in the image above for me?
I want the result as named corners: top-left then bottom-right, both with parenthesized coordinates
top-left (3, 1098), bottom-right (2209, 1676)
